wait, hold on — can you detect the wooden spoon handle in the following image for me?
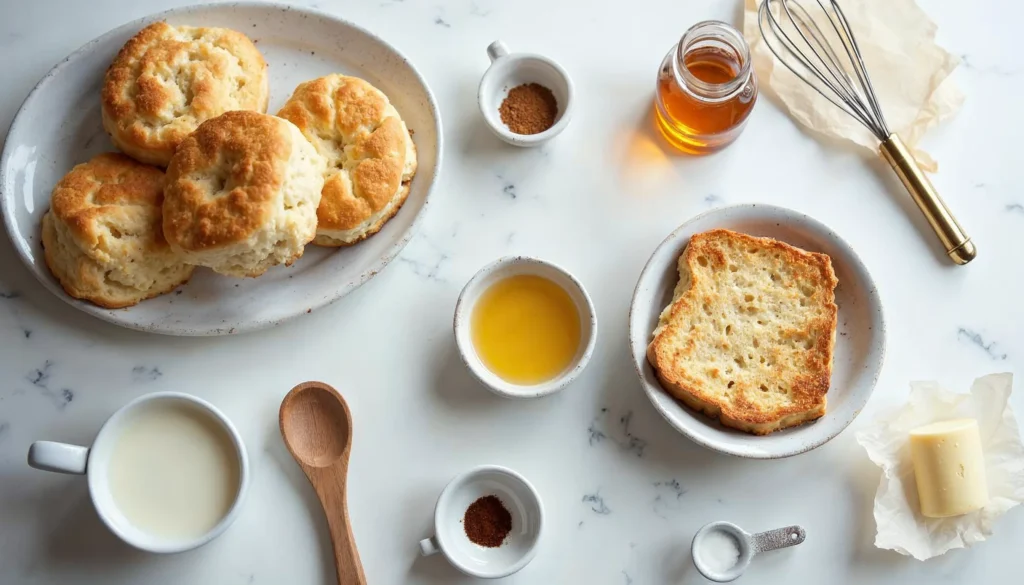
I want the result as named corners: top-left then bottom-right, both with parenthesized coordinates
top-left (309, 465), bottom-right (366, 585)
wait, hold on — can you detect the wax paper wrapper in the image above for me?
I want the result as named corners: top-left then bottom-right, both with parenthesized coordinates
top-left (855, 374), bottom-right (1024, 560)
top-left (742, 0), bottom-right (964, 171)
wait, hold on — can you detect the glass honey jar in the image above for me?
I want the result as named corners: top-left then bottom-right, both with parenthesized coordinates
top-left (655, 21), bottom-right (758, 154)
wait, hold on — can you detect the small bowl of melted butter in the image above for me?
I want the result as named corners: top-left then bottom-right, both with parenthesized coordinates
top-left (454, 257), bottom-right (597, 398)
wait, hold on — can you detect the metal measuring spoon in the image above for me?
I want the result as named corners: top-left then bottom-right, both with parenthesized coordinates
top-left (691, 521), bottom-right (806, 582)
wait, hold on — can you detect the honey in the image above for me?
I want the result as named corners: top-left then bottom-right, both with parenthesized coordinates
top-left (655, 21), bottom-right (758, 154)
top-left (471, 274), bottom-right (582, 385)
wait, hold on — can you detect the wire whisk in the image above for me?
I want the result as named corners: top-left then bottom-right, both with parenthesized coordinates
top-left (757, 0), bottom-right (975, 265)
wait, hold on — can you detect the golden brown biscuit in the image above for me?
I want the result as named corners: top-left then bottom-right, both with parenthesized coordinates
top-left (102, 22), bottom-right (269, 167)
top-left (162, 111), bottom-right (325, 278)
top-left (41, 153), bottom-right (193, 308)
top-left (276, 74), bottom-right (417, 246)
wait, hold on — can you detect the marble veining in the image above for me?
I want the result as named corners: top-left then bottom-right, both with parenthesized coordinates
top-left (651, 479), bottom-right (688, 519)
top-left (25, 360), bottom-right (74, 410)
top-left (398, 251), bottom-right (449, 282)
top-left (957, 327), bottom-right (1008, 360)
top-left (1006, 203), bottom-right (1024, 214)
top-left (582, 491), bottom-right (612, 515)
top-left (960, 54), bottom-right (1019, 77)
top-left (131, 366), bottom-right (163, 382)
top-left (469, 2), bottom-right (492, 17)
top-left (396, 231), bottom-right (451, 282)
top-left (588, 408), bottom-right (648, 458)
top-left (0, 290), bottom-right (32, 339)
top-left (494, 174), bottom-right (518, 199)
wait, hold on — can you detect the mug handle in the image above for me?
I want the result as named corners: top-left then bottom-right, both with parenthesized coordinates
top-left (28, 441), bottom-right (89, 474)
top-left (418, 536), bottom-right (440, 556)
top-left (486, 40), bottom-right (509, 63)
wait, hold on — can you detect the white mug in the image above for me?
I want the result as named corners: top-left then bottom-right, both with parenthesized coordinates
top-left (27, 392), bottom-right (250, 554)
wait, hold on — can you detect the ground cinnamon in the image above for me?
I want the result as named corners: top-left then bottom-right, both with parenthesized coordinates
top-left (462, 495), bottom-right (512, 547)
top-left (499, 83), bottom-right (558, 135)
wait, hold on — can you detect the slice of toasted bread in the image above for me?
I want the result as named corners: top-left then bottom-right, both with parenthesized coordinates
top-left (647, 229), bottom-right (838, 435)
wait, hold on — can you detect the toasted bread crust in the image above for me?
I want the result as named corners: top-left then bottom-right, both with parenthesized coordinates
top-left (647, 229), bottom-right (838, 435)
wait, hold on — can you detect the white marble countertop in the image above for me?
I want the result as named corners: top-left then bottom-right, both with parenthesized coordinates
top-left (1, 0), bottom-right (1021, 583)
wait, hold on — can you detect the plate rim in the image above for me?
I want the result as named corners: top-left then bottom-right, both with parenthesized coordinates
top-left (0, 1), bottom-right (444, 336)
top-left (628, 203), bottom-right (886, 459)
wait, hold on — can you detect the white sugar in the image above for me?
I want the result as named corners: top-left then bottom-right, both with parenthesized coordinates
top-left (700, 530), bottom-right (741, 573)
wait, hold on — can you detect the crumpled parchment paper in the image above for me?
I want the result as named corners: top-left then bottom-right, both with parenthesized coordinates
top-left (742, 0), bottom-right (964, 171)
top-left (855, 374), bottom-right (1024, 560)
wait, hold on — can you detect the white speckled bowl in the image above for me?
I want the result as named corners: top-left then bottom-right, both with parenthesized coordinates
top-left (628, 204), bottom-right (885, 458)
top-left (0, 2), bottom-right (442, 335)
top-left (454, 257), bottom-right (597, 399)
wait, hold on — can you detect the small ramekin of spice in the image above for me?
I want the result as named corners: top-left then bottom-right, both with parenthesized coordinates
top-left (419, 465), bottom-right (544, 578)
top-left (478, 40), bottom-right (574, 147)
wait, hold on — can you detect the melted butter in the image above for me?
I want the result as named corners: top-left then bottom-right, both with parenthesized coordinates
top-left (471, 274), bottom-right (582, 385)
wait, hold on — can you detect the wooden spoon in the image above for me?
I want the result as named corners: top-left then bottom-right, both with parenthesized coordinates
top-left (280, 381), bottom-right (366, 585)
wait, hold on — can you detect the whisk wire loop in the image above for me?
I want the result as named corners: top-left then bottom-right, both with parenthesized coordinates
top-left (756, 0), bottom-right (974, 265)
top-left (822, 0), bottom-right (889, 135)
top-left (757, 0), bottom-right (890, 140)
top-left (786, 3), bottom-right (863, 110)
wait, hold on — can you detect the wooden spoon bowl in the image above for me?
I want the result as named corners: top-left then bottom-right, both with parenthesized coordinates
top-left (280, 381), bottom-right (366, 585)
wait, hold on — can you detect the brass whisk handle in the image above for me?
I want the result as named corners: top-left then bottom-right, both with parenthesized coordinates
top-left (879, 134), bottom-right (976, 265)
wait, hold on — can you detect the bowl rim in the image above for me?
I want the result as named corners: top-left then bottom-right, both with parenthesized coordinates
top-left (453, 256), bottom-right (598, 399)
top-left (628, 203), bottom-right (886, 458)
top-left (476, 51), bottom-right (575, 146)
top-left (0, 1), bottom-right (444, 336)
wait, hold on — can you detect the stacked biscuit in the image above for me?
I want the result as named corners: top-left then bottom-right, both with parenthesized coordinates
top-left (42, 22), bottom-right (417, 308)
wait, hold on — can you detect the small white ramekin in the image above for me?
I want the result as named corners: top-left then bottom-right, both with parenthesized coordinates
top-left (453, 256), bottom-right (597, 398)
top-left (419, 465), bottom-right (544, 579)
top-left (478, 40), bottom-right (574, 147)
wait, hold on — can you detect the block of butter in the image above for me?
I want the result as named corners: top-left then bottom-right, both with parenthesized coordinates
top-left (909, 419), bottom-right (989, 518)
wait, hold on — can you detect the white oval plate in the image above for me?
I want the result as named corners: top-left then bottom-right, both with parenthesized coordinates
top-left (0, 2), bottom-right (442, 335)
top-left (629, 204), bottom-right (885, 458)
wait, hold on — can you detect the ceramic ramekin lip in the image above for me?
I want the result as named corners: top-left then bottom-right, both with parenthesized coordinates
top-left (477, 40), bottom-right (575, 146)
top-left (453, 256), bottom-right (597, 399)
